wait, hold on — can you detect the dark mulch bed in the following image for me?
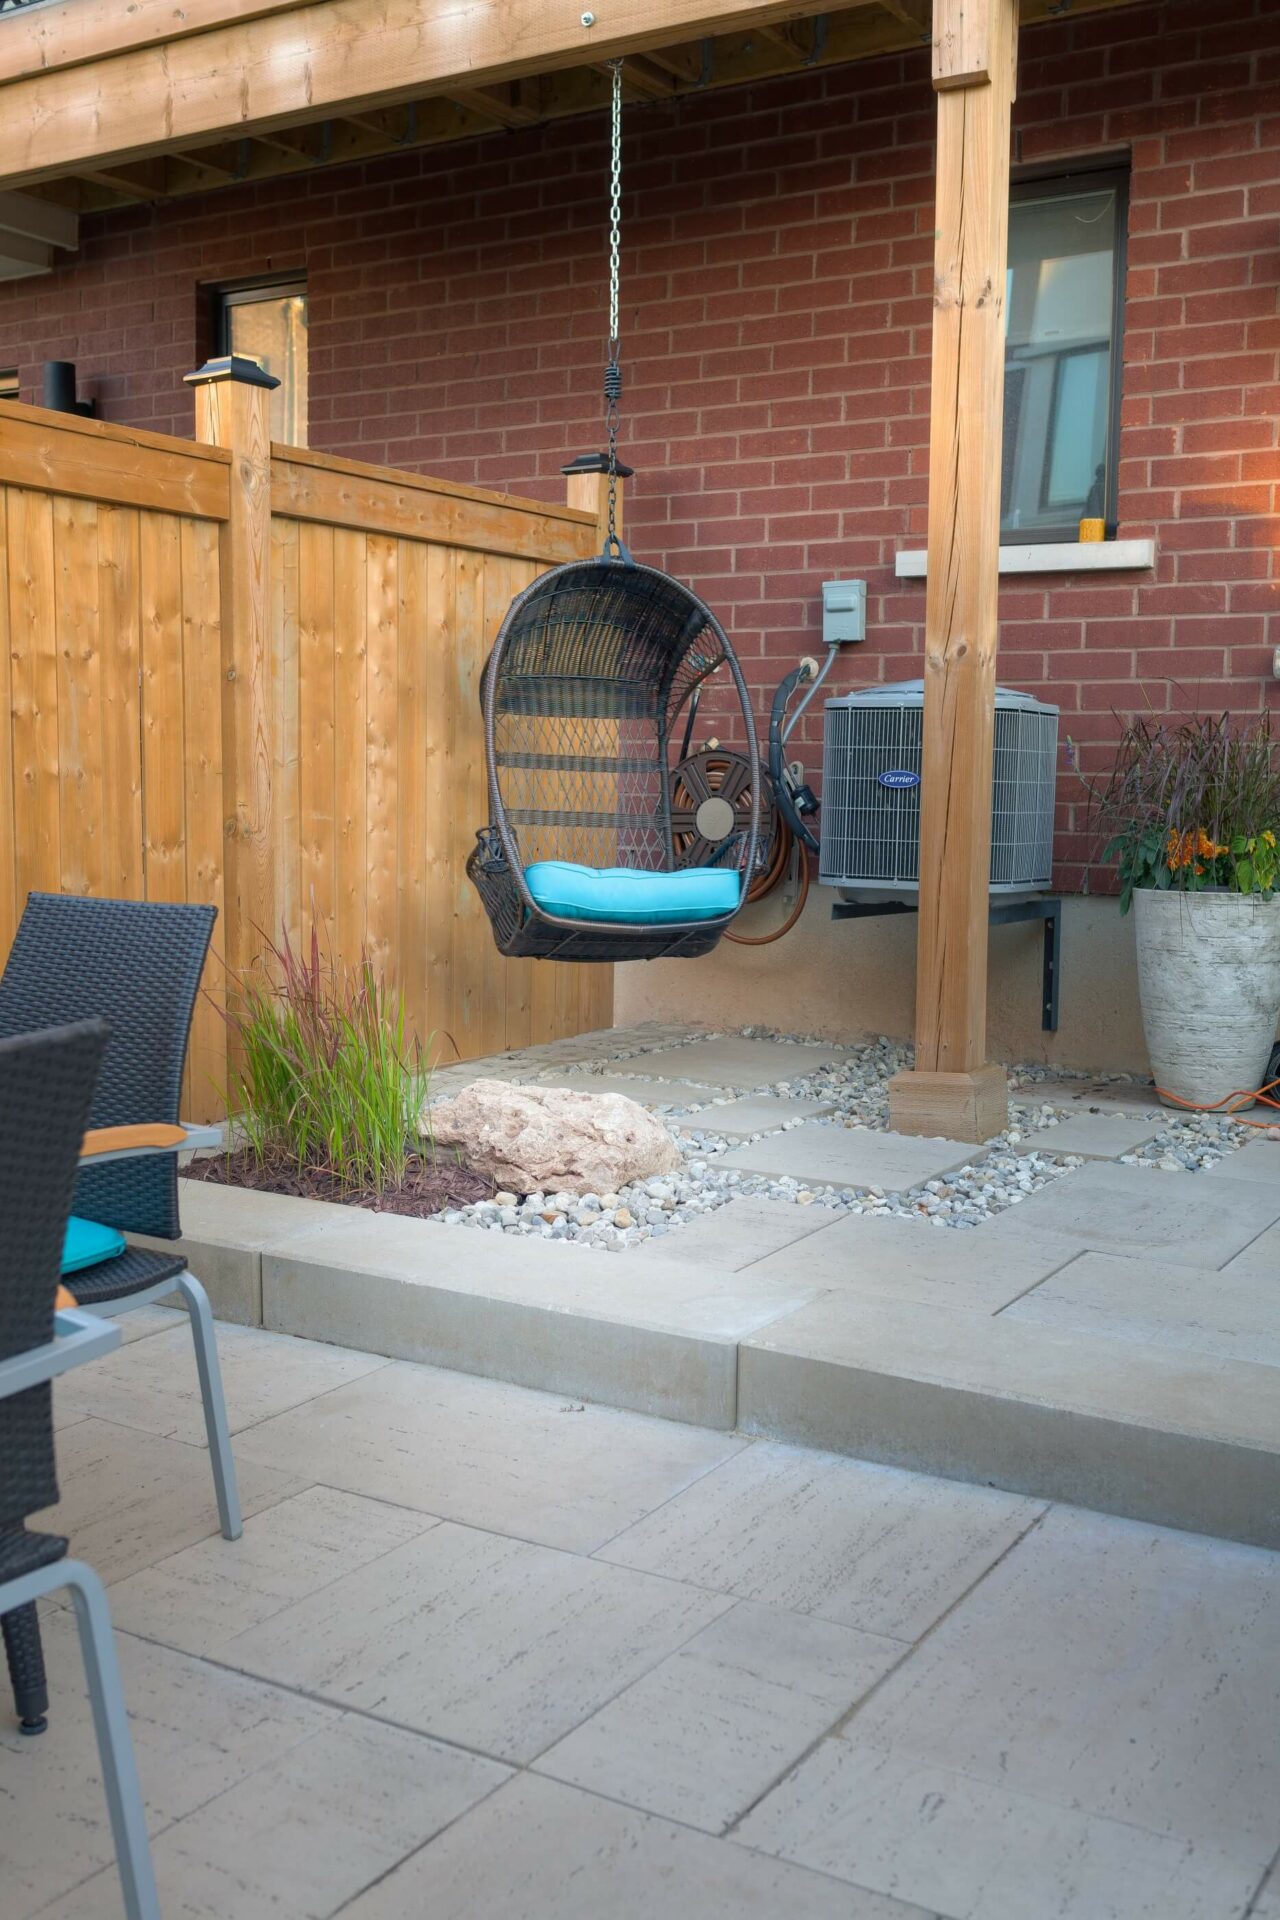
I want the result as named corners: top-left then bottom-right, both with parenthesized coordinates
top-left (183, 1149), bottom-right (495, 1220)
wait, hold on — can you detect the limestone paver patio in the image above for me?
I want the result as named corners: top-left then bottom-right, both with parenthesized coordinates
top-left (718, 1123), bottom-right (974, 1188)
top-left (134, 1026), bottom-right (1280, 1546)
top-left (1012, 1111), bottom-right (1165, 1158)
top-left (6, 1317), bottom-right (1278, 1920)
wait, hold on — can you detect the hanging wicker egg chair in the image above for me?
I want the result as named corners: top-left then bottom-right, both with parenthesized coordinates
top-left (467, 62), bottom-right (765, 964)
top-left (467, 553), bottom-right (762, 963)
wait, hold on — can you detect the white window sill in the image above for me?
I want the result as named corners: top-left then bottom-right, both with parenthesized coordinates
top-left (894, 538), bottom-right (1155, 579)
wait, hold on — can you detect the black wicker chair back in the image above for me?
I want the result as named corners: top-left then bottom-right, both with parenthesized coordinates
top-left (0, 1020), bottom-right (108, 1538)
top-left (0, 895), bottom-right (216, 1239)
top-left (468, 556), bottom-right (761, 962)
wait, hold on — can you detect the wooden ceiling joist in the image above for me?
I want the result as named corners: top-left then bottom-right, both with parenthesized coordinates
top-left (877, 0), bottom-right (933, 35)
top-left (449, 85), bottom-right (541, 128)
top-left (601, 59), bottom-right (683, 102)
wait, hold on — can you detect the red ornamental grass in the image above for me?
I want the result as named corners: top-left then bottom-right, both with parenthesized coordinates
top-left (223, 921), bottom-right (428, 1195)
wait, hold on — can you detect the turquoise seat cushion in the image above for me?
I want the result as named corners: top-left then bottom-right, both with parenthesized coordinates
top-left (62, 1215), bottom-right (127, 1276)
top-left (524, 861), bottom-right (740, 926)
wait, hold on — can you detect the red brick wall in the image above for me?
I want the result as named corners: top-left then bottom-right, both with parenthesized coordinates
top-left (2, 0), bottom-right (1279, 884)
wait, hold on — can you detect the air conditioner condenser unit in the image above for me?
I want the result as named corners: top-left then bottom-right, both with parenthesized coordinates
top-left (818, 679), bottom-right (1059, 901)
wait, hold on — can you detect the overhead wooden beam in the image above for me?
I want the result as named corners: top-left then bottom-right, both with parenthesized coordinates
top-left (0, 0), bottom-right (318, 86)
top-left (0, 0), bottom-right (836, 190)
top-left (887, 0), bottom-right (1018, 1144)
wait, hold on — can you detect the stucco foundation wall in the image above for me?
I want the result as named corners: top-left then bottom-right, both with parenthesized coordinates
top-left (615, 894), bottom-right (1151, 1075)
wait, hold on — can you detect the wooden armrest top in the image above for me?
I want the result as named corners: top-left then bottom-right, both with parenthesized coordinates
top-left (80, 1123), bottom-right (188, 1160)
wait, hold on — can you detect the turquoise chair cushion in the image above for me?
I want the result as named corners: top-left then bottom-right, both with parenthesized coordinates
top-left (62, 1215), bottom-right (127, 1276)
top-left (524, 861), bottom-right (740, 926)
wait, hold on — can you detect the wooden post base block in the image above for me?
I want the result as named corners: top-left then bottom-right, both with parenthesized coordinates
top-left (887, 1063), bottom-right (1009, 1144)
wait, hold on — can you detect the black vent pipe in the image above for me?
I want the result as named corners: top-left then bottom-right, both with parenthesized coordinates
top-left (42, 361), bottom-right (95, 418)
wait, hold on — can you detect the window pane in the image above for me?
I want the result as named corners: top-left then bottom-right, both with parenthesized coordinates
top-left (227, 292), bottom-right (308, 446)
top-left (1003, 186), bottom-right (1118, 535)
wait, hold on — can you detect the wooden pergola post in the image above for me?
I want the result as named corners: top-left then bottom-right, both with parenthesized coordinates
top-left (888, 0), bottom-right (1018, 1144)
top-left (185, 353), bottom-right (279, 994)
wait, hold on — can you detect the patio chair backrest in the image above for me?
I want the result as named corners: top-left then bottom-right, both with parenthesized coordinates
top-left (0, 1019), bottom-right (108, 1532)
top-left (0, 895), bottom-right (216, 1240)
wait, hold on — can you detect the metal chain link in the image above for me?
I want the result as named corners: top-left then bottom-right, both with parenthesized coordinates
top-left (605, 58), bottom-right (623, 551)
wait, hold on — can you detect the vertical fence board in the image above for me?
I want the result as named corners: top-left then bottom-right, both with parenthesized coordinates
top-left (422, 543), bottom-right (455, 1070)
top-left (332, 527), bottom-right (368, 980)
top-left (180, 516), bottom-right (227, 1120)
top-left (450, 546), bottom-right (487, 1060)
top-left (479, 554), bottom-right (517, 1056)
top-left (365, 532), bottom-right (399, 982)
top-left (298, 519), bottom-right (336, 934)
top-left (98, 504), bottom-right (144, 901)
top-left (271, 515), bottom-right (301, 960)
top-left (9, 488), bottom-right (60, 901)
top-left (396, 538), bottom-right (429, 1057)
top-left (139, 508), bottom-right (186, 907)
top-left (0, 494), bottom-right (16, 955)
top-left (53, 496), bottom-right (104, 899)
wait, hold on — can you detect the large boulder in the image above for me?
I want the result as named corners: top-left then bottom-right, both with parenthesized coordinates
top-left (421, 1078), bottom-right (681, 1196)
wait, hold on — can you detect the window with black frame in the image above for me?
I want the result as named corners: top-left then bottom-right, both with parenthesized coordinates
top-left (1002, 167), bottom-right (1128, 541)
top-left (211, 276), bottom-right (308, 447)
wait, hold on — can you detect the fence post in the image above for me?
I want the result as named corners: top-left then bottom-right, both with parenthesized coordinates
top-left (562, 452), bottom-right (631, 549)
top-left (185, 355), bottom-right (279, 999)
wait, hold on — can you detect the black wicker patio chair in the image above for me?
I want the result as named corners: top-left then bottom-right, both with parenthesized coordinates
top-left (0, 893), bottom-right (240, 1741)
top-left (0, 1018), bottom-right (160, 1919)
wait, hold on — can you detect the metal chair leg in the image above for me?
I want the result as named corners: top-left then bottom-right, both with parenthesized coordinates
top-left (2, 1597), bottom-right (49, 1733)
top-left (62, 1559), bottom-right (161, 1920)
top-left (175, 1271), bottom-right (242, 1541)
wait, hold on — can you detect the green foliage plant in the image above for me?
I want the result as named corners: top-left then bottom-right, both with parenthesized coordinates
top-left (1087, 712), bottom-right (1280, 915)
top-left (226, 923), bottom-right (426, 1195)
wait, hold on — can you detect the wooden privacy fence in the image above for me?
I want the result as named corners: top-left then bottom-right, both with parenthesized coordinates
top-left (0, 371), bottom-right (612, 1117)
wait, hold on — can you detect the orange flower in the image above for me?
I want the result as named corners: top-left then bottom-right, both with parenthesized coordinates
top-left (1166, 828), bottom-right (1194, 871)
top-left (1167, 827), bottom-right (1227, 872)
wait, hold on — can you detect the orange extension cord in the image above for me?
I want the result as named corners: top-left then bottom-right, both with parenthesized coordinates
top-left (1155, 1075), bottom-right (1280, 1128)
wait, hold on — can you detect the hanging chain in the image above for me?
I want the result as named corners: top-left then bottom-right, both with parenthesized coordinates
top-left (604, 57), bottom-right (623, 551)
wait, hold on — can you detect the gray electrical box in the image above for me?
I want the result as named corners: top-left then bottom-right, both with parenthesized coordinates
top-left (822, 578), bottom-right (866, 645)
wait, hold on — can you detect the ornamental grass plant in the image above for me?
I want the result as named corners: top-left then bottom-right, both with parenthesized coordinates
top-left (1088, 712), bottom-right (1280, 914)
top-left (225, 924), bottom-right (426, 1196)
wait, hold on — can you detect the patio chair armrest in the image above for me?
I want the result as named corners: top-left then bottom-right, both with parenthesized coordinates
top-left (0, 1308), bottom-right (121, 1401)
top-left (79, 1122), bottom-right (224, 1166)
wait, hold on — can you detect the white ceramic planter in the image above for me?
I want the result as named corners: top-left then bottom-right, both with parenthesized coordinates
top-left (1133, 887), bottom-right (1280, 1111)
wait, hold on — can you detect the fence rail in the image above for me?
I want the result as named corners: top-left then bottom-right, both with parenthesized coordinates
top-left (0, 383), bottom-right (613, 1116)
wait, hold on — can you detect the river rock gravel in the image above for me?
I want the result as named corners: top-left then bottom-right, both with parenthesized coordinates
top-left (433, 1028), bottom-right (1255, 1251)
